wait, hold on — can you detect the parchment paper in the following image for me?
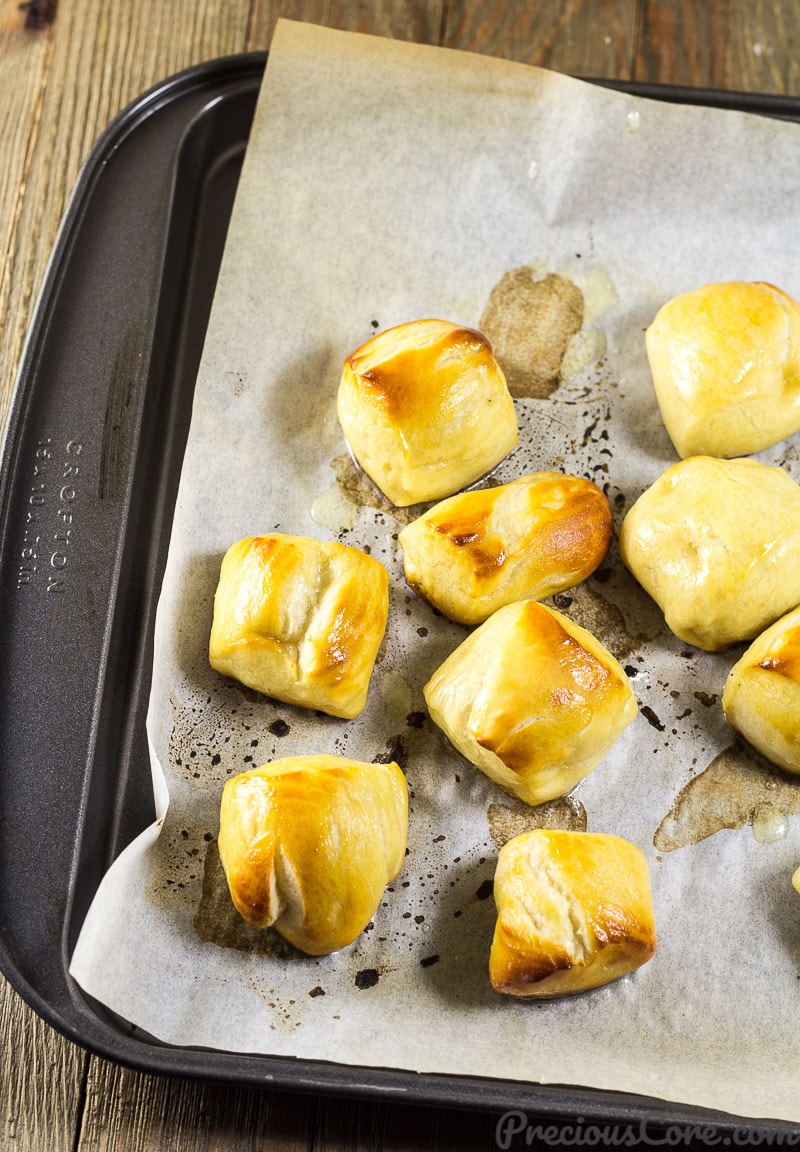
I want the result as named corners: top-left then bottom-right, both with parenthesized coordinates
top-left (70, 21), bottom-right (800, 1122)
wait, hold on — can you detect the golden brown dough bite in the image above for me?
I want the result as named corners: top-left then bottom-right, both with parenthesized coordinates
top-left (337, 319), bottom-right (518, 506)
top-left (723, 606), bottom-right (800, 774)
top-left (490, 830), bottom-right (657, 998)
top-left (398, 472), bottom-right (612, 625)
top-left (218, 755), bottom-right (407, 955)
top-left (209, 534), bottom-right (388, 719)
top-left (619, 456), bottom-right (800, 651)
top-left (423, 601), bottom-right (636, 806)
top-left (646, 281), bottom-right (800, 459)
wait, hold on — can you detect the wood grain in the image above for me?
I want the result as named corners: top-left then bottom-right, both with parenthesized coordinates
top-left (443, 0), bottom-right (639, 77)
top-left (246, 0), bottom-right (445, 51)
top-left (76, 1063), bottom-right (313, 1151)
top-left (0, 976), bottom-right (86, 1152)
top-left (0, 3), bottom-right (52, 431)
top-left (246, 0), bottom-right (330, 50)
top-left (635, 0), bottom-right (800, 92)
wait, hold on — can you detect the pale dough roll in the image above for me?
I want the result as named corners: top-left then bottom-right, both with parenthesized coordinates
top-left (423, 601), bottom-right (636, 807)
top-left (490, 829), bottom-right (657, 998)
top-left (723, 605), bottom-right (800, 774)
top-left (337, 319), bottom-right (518, 506)
top-left (209, 534), bottom-right (388, 719)
top-left (646, 281), bottom-right (800, 459)
top-left (619, 455), bottom-right (800, 651)
top-left (218, 755), bottom-right (407, 955)
top-left (398, 472), bottom-right (612, 625)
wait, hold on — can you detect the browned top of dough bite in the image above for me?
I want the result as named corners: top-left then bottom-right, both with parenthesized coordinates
top-left (475, 601), bottom-right (625, 776)
top-left (345, 320), bottom-right (495, 426)
top-left (756, 623), bottom-right (800, 684)
top-left (429, 473), bottom-right (611, 588)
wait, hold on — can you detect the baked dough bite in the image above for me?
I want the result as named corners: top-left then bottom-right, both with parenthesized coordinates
top-left (337, 319), bottom-right (518, 506)
top-left (619, 456), bottom-right (800, 651)
top-left (423, 601), bottom-right (636, 806)
top-left (209, 534), bottom-right (388, 719)
top-left (218, 755), bottom-right (407, 955)
top-left (723, 606), bottom-right (800, 774)
top-left (398, 472), bottom-right (612, 625)
top-left (490, 830), bottom-right (657, 998)
top-left (646, 281), bottom-right (800, 459)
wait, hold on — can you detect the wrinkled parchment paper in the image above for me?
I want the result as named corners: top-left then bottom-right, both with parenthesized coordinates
top-left (71, 21), bottom-right (800, 1122)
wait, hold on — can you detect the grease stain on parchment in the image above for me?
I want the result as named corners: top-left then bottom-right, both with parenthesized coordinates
top-left (331, 452), bottom-right (421, 524)
top-left (580, 266), bottom-right (619, 325)
top-left (488, 795), bottom-right (588, 850)
top-left (146, 823), bottom-right (213, 910)
top-left (479, 268), bottom-right (584, 397)
top-left (193, 838), bottom-right (301, 959)
top-left (310, 483), bottom-right (359, 532)
top-left (654, 743), bottom-right (800, 852)
top-left (560, 327), bottom-right (607, 381)
top-left (378, 668), bottom-right (415, 722)
top-left (245, 964), bottom-right (316, 1035)
top-left (546, 581), bottom-right (651, 661)
top-left (169, 691), bottom-right (266, 786)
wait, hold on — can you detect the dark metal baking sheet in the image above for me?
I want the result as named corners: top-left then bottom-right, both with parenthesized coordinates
top-left (0, 52), bottom-right (797, 1132)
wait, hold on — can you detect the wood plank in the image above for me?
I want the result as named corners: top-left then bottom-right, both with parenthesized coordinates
top-left (323, 0), bottom-right (445, 43)
top-left (246, 0), bottom-right (445, 51)
top-left (0, 2), bottom-right (51, 429)
top-left (635, 0), bottom-right (800, 93)
top-left (0, 975), bottom-right (87, 1152)
top-left (0, 2), bottom-right (50, 231)
top-left (246, 0), bottom-right (330, 50)
top-left (0, 0), bottom-right (252, 425)
top-left (443, 0), bottom-right (640, 78)
top-left (76, 1061), bottom-right (313, 1152)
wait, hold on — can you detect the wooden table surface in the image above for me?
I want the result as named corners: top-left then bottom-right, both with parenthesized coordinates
top-left (1, 2), bottom-right (798, 1149)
